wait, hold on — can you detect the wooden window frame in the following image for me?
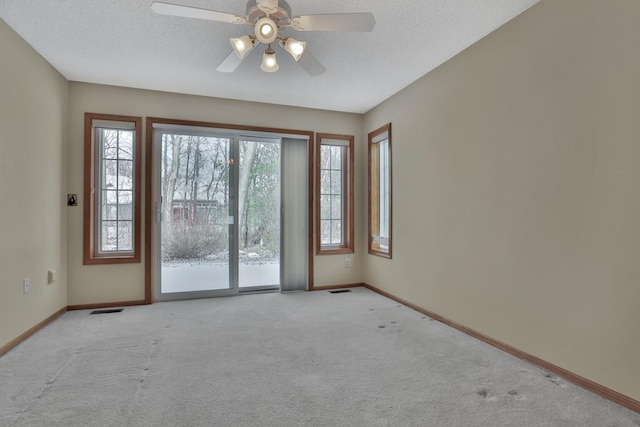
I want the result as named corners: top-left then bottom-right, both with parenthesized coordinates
top-left (83, 113), bottom-right (142, 265)
top-left (315, 133), bottom-right (354, 255)
top-left (368, 123), bottom-right (392, 258)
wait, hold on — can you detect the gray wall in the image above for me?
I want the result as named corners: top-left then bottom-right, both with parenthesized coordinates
top-left (363, 0), bottom-right (640, 401)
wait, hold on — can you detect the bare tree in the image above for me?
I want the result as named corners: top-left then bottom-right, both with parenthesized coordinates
top-left (238, 140), bottom-right (258, 248)
top-left (163, 134), bottom-right (182, 222)
top-left (203, 138), bottom-right (229, 223)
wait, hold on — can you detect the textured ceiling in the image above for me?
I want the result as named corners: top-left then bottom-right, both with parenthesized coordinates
top-left (0, 0), bottom-right (539, 113)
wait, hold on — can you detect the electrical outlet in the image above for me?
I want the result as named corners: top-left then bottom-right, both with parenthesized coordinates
top-left (23, 278), bottom-right (30, 294)
top-left (344, 258), bottom-right (351, 268)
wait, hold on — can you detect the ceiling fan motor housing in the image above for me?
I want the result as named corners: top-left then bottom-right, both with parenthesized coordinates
top-left (246, 0), bottom-right (292, 26)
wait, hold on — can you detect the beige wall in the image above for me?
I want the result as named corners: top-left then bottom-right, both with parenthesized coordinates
top-left (66, 83), bottom-right (364, 305)
top-left (0, 20), bottom-right (68, 349)
top-left (363, 0), bottom-right (640, 400)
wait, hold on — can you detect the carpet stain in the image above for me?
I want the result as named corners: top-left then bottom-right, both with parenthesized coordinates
top-left (508, 390), bottom-right (518, 396)
top-left (369, 308), bottom-right (375, 311)
top-left (378, 325), bottom-right (386, 329)
top-left (476, 388), bottom-right (501, 402)
top-left (545, 373), bottom-right (565, 388)
top-left (390, 321), bottom-right (397, 324)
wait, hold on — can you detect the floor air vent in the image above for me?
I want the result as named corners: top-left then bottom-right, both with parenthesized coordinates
top-left (329, 289), bottom-right (352, 294)
top-left (90, 308), bottom-right (124, 315)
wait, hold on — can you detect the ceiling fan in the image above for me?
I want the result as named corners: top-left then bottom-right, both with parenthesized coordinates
top-left (151, 0), bottom-right (375, 76)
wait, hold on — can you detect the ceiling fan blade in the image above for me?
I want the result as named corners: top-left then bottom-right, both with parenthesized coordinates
top-left (291, 13), bottom-right (375, 32)
top-left (297, 50), bottom-right (326, 76)
top-left (151, 2), bottom-right (246, 24)
top-left (216, 51), bottom-right (245, 73)
top-left (256, 0), bottom-right (279, 15)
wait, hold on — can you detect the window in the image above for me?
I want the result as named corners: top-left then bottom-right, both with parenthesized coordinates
top-left (316, 133), bottom-right (354, 254)
top-left (84, 113), bottom-right (142, 264)
top-left (368, 123), bottom-right (392, 258)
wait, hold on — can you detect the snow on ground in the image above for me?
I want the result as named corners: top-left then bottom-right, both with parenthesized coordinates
top-left (161, 258), bottom-right (280, 293)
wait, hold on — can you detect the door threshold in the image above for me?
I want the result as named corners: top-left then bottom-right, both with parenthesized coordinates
top-left (239, 286), bottom-right (280, 295)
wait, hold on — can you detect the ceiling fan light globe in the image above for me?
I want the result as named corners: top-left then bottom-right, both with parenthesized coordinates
top-left (261, 25), bottom-right (272, 37)
top-left (290, 42), bottom-right (304, 55)
top-left (260, 49), bottom-right (279, 72)
top-left (254, 17), bottom-right (278, 44)
top-left (283, 37), bottom-right (306, 61)
top-left (230, 35), bottom-right (255, 59)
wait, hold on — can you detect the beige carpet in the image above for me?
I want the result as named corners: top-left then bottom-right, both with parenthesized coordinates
top-left (1, 287), bottom-right (638, 426)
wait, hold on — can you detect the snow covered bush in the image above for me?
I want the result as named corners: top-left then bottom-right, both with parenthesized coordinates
top-left (161, 223), bottom-right (225, 261)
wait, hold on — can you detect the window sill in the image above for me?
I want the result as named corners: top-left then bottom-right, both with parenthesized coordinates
top-left (83, 255), bottom-right (140, 265)
top-left (317, 247), bottom-right (354, 256)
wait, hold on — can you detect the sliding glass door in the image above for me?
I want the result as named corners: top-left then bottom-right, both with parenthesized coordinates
top-left (158, 132), bottom-right (234, 295)
top-left (238, 138), bottom-right (281, 290)
top-left (154, 127), bottom-right (285, 299)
